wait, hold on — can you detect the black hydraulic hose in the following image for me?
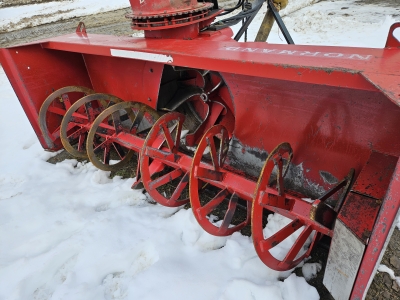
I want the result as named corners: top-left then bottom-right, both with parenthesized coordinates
top-left (234, 7), bottom-right (259, 41)
top-left (222, 1), bottom-right (262, 22)
top-left (219, 0), bottom-right (244, 16)
top-left (210, 0), bottom-right (264, 30)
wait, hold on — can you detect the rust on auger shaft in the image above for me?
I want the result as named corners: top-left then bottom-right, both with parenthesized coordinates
top-left (1, 0), bottom-right (400, 299)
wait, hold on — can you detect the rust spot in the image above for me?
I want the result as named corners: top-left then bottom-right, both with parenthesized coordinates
top-left (320, 171), bottom-right (338, 185)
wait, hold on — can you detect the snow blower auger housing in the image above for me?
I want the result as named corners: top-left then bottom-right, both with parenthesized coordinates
top-left (1, 0), bottom-right (400, 299)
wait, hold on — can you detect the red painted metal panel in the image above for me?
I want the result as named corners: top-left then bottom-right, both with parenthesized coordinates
top-left (362, 71), bottom-right (400, 108)
top-left (352, 151), bottom-right (398, 200)
top-left (2, 33), bottom-right (400, 196)
top-left (338, 193), bottom-right (381, 244)
top-left (0, 45), bottom-right (92, 150)
top-left (82, 54), bottom-right (163, 109)
top-left (337, 151), bottom-right (398, 244)
top-left (350, 156), bottom-right (400, 299)
top-left (223, 72), bottom-right (400, 192)
top-left (39, 33), bottom-right (400, 104)
top-left (4, 32), bottom-right (395, 194)
top-left (40, 34), bottom-right (397, 74)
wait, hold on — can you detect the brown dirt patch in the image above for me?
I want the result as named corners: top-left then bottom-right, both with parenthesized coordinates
top-left (0, 0), bottom-right (70, 8)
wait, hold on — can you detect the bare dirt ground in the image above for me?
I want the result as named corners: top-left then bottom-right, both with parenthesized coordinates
top-left (0, 0), bottom-right (70, 8)
top-left (367, 230), bottom-right (400, 300)
top-left (0, 1), bottom-right (239, 46)
top-left (3, 0), bottom-right (400, 299)
top-left (0, 8), bottom-right (134, 47)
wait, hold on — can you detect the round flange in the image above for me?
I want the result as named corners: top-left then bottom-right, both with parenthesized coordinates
top-left (140, 112), bottom-right (189, 207)
top-left (127, 2), bottom-right (217, 31)
top-left (86, 101), bottom-right (159, 171)
top-left (39, 86), bottom-right (94, 150)
top-left (189, 124), bottom-right (251, 236)
top-left (251, 142), bottom-right (318, 271)
top-left (129, 1), bottom-right (214, 19)
top-left (60, 93), bottom-right (123, 158)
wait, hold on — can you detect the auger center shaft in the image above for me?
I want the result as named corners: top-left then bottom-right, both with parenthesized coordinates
top-left (111, 123), bottom-right (333, 235)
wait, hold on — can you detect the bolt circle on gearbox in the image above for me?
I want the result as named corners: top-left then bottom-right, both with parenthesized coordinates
top-left (126, 0), bottom-right (219, 30)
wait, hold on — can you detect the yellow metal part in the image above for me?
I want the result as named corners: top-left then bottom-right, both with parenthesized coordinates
top-left (254, 0), bottom-right (288, 42)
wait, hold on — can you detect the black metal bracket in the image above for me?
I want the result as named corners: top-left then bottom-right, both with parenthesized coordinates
top-left (208, 0), bottom-right (293, 44)
top-left (234, 9), bottom-right (259, 41)
top-left (267, 0), bottom-right (294, 44)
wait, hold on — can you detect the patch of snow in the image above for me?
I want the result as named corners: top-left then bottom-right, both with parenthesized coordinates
top-left (219, 279), bottom-right (284, 300)
top-left (394, 27), bottom-right (400, 41)
top-left (378, 264), bottom-right (400, 287)
top-left (302, 263), bottom-right (322, 281)
top-left (302, 198), bottom-right (314, 203)
top-left (280, 274), bottom-right (320, 299)
top-left (219, 273), bottom-right (319, 300)
top-left (281, 0), bottom-right (320, 17)
top-left (263, 214), bottom-right (314, 265)
top-left (283, 13), bottom-right (396, 47)
top-left (230, 0), bottom-right (399, 47)
top-left (378, 264), bottom-right (396, 279)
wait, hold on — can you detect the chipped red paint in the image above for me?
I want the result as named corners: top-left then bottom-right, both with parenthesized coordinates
top-left (338, 152), bottom-right (398, 244)
top-left (352, 152), bottom-right (398, 201)
top-left (350, 156), bottom-right (400, 299)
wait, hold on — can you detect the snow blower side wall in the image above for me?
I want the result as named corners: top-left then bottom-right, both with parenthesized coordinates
top-left (0, 45), bottom-right (92, 150)
top-left (0, 46), bottom-right (164, 151)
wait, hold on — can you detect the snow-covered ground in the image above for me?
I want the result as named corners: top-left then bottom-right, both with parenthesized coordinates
top-left (231, 0), bottom-right (400, 47)
top-left (0, 0), bottom-right (130, 32)
top-left (0, 1), bottom-right (399, 300)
